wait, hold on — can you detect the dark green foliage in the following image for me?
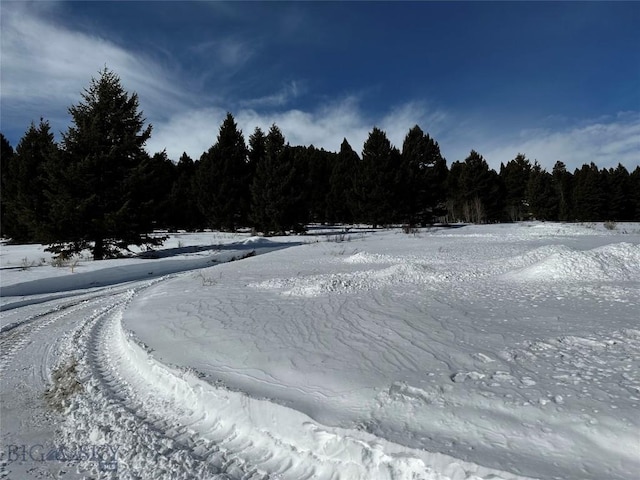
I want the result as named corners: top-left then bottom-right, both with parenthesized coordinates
top-left (526, 162), bottom-right (558, 220)
top-left (0, 133), bottom-right (16, 238)
top-left (630, 167), bottom-right (640, 221)
top-left (250, 125), bottom-right (306, 234)
top-left (603, 164), bottom-right (633, 221)
top-left (399, 125), bottom-right (447, 226)
top-left (46, 68), bottom-right (162, 259)
top-left (551, 161), bottom-right (573, 221)
top-left (143, 150), bottom-right (176, 229)
top-left (196, 113), bottom-right (249, 231)
top-left (353, 127), bottom-right (400, 227)
top-left (326, 139), bottom-right (359, 224)
top-left (572, 163), bottom-right (606, 222)
top-left (247, 127), bottom-right (266, 178)
top-left (167, 153), bottom-right (202, 231)
top-left (3, 121), bottom-right (59, 242)
top-left (5, 77), bottom-right (638, 241)
top-left (500, 154), bottom-right (531, 221)
top-left (301, 146), bottom-right (335, 224)
top-left (447, 150), bottom-right (502, 223)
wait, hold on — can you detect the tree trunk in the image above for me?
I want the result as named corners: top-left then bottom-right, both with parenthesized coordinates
top-left (93, 237), bottom-right (104, 260)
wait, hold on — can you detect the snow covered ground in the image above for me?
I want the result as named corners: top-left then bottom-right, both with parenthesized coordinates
top-left (1, 223), bottom-right (639, 479)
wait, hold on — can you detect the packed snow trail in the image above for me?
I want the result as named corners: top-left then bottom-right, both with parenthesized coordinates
top-left (123, 223), bottom-right (640, 480)
top-left (2, 225), bottom-right (639, 479)
top-left (1, 236), bottom-right (521, 480)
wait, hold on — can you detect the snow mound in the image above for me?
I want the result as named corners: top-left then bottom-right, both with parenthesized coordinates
top-left (343, 251), bottom-right (396, 264)
top-left (241, 236), bottom-right (273, 245)
top-left (251, 263), bottom-right (442, 297)
top-left (504, 242), bottom-right (640, 282)
top-left (387, 382), bottom-right (443, 405)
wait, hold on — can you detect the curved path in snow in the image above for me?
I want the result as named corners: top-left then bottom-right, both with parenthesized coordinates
top-left (3, 225), bottom-right (639, 479)
top-left (1, 243), bottom-right (529, 480)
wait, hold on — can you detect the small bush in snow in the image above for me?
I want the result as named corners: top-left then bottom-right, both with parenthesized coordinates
top-left (20, 257), bottom-right (39, 270)
top-left (604, 220), bottom-right (617, 231)
top-left (50, 255), bottom-right (81, 272)
top-left (402, 225), bottom-right (419, 235)
top-left (328, 233), bottom-right (351, 243)
top-left (196, 272), bottom-right (218, 286)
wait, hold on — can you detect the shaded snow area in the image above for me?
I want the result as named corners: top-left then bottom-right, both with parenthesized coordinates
top-left (1, 224), bottom-right (639, 479)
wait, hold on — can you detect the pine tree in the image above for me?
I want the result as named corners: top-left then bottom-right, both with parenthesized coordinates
top-left (604, 164), bottom-right (632, 221)
top-left (572, 163), bottom-right (605, 221)
top-left (500, 154), bottom-right (531, 221)
top-left (526, 162), bottom-right (558, 220)
top-left (250, 124), bottom-right (304, 234)
top-left (400, 125), bottom-right (448, 226)
top-left (197, 113), bottom-right (248, 231)
top-left (451, 150), bottom-right (502, 223)
top-left (167, 153), bottom-right (202, 231)
top-left (144, 150), bottom-right (176, 229)
top-left (8, 120), bottom-right (59, 242)
top-left (445, 160), bottom-right (464, 222)
top-left (551, 161), bottom-right (573, 221)
top-left (0, 134), bottom-right (16, 238)
top-left (47, 68), bottom-right (161, 260)
top-left (302, 146), bottom-right (334, 224)
top-left (354, 127), bottom-right (399, 227)
top-left (630, 166), bottom-right (640, 221)
top-left (327, 139), bottom-right (359, 224)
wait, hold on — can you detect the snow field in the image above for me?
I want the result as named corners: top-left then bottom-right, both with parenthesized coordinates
top-left (120, 223), bottom-right (640, 479)
top-left (2, 222), bottom-right (639, 479)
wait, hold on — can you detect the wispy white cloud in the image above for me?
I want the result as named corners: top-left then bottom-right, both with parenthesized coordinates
top-left (3, 2), bottom-right (636, 176)
top-left (0, 2), bottom-right (189, 126)
top-left (190, 37), bottom-right (255, 70)
top-left (474, 112), bottom-right (640, 171)
top-left (147, 98), bottom-right (450, 160)
top-left (239, 81), bottom-right (305, 109)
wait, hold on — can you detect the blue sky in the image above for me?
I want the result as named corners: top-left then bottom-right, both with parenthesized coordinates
top-left (1, 1), bottom-right (639, 171)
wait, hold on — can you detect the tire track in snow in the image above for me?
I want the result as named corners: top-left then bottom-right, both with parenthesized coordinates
top-left (67, 283), bottom-right (450, 480)
top-left (58, 279), bottom-right (272, 480)
top-left (0, 295), bottom-right (116, 377)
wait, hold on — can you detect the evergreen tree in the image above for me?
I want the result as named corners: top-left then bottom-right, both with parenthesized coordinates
top-left (47, 68), bottom-right (161, 259)
top-left (526, 162), bottom-right (558, 220)
top-left (630, 166), bottom-right (640, 221)
top-left (354, 127), bottom-right (399, 227)
top-left (250, 124), bottom-right (304, 234)
top-left (604, 164), bottom-right (632, 221)
top-left (247, 127), bottom-right (266, 177)
top-left (197, 113), bottom-right (248, 231)
top-left (572, 163), bottom-right (605, 221)
top-left (7, 120), bottom-right (59, 242)
top-left (144, 150), bottom-right (176, 229)
top-left (0, 134), bottom-right (16, 238)
top-left (551, 161), bottom-right (573, 221)
top-left (326, 139), bottom-right (359, 224)
top-left (302, 146), bottom-right (334, 224)
top-left (400, 125), bottom-right (448, 225)
top-left (445, 160), bottom-right (464, 222)
top-left (449, 150), bottom-right (502, 223)
top-left (500, 154), bottom-right (531, 221)
top-left (168, 153), bottom-right (202, 231)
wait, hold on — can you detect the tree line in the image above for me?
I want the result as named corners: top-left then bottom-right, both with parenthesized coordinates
top-left (1, 69), bottom-right (639, 259)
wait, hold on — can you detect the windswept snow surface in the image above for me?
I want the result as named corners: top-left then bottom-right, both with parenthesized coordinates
top-left (1, 224), bottom-right (639, 479)
top-left (118, 223), bottom-right (640, 479)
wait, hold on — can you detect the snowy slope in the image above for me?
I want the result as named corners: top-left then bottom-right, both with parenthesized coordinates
top-left (119, 223), bottom-right (640, 479)
top-left (1, 223), bottom-right (639, 479)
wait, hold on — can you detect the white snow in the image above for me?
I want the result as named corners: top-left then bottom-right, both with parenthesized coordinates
top-left (1, 222), bottom-right (639, 479)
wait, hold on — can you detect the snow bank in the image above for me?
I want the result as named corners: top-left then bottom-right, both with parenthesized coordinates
top-left (505, 242), bottom-right (640, 282)
top-left (250, 262), bottom-right (442, 296)
top-left (121, 224), bottom-right (640, 479)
